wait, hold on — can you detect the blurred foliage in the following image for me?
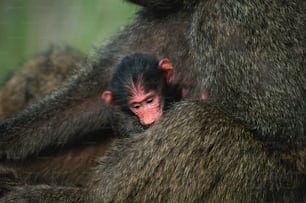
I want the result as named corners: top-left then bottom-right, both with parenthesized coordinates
top-left (0, 0), bottom-right (139, 82)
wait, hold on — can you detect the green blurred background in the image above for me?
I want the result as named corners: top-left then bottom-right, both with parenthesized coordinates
top-left (0, 0), bottom-right (139, 83)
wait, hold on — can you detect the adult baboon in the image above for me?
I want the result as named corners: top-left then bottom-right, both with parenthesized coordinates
top-left (0, 0), bottom-right (305, 202)
top-left (0, 47), bottom-right (109, 189)
top-left (0, 47), bottom-right (85, 120)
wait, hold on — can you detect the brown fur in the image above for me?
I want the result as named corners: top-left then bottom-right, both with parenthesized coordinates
top-left (0, 47), bottom-right (85, 120)
top-left (0, 0), bottom-right (305, 202)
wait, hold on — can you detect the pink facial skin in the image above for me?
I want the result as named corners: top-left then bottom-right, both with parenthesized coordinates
top-left (128, 88), bottom-right (163, 126)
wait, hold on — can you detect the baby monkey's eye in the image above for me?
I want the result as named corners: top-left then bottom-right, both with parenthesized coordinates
top-left (146, 97), bottom-right (154, 104)
top-left (131, 103), bottom-right (141, 109)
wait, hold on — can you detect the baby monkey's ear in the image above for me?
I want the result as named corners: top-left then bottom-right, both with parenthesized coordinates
top-left (158, 58), bottom-right (174, 83)
top-left (101, 90), bottom-right (115, 105)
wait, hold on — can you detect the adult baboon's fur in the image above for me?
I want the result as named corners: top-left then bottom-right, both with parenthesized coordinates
top-left (0, 47), bottom-right (85, 120)
top-left (0, 0), bottom-right (305, 202)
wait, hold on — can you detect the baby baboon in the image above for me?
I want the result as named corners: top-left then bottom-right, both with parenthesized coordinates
top-left (102, 53), bottom-right (184, 135)
top-left (0, 0), bottom-right (305, 202)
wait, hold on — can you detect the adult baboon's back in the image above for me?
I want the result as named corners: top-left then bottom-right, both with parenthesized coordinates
top-left (0, 47), bottom-right (85, 120)
top-left (0, 0), bottom-right (305, 202)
